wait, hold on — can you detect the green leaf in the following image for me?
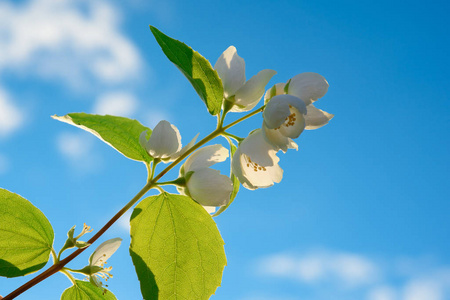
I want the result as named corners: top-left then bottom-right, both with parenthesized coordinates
top-left (0, 188), bottom-right (54, 277)
top-left (130, 193), bottom-right (226, 300)
top-left (52, 113), bottom-right (152, 163)
top-left (61, 281), bottom-right (117, 300)
top-left (150, 26), bottom-right (224, 115)
top-left (213, 138), bottom-right (240, 217)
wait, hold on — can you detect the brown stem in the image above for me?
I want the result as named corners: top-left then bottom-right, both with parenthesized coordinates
top-left (3, 181), bottom-right (153, 300)
top-left (3, 105), bottom-right (265, 299)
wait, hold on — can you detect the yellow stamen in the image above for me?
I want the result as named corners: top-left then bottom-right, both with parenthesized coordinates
top-left (244, 155), bottom-right (266, 172)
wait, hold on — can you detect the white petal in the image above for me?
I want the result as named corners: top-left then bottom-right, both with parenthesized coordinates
top-left (232, 69), bottom-right (277, 111)
top-left (263, 96), bottom-right (292, 129)
top-left (169, 133), bottom-right (199, 161)
top-left (263, 94), bottom-right (306, 129)
top-left (284, 95), bottom-right (307, 115)
top-left (183, 144), bottom-right (229, 172)
top-left (187, 168), bottom-right (233, 207)
top-left (278, 107), bottom-right (306, 139)
top-left (147, 120), bottom-right (181, 158)
top-left (240, 129), bottom-right (278, 167)
top-left (237, 149), bottom-right (283, 189)
top-left (214, 46), bottom-right (246, 98)
top-left (89, 238), bottom-right (122, 267)
top-left (305, 104), bottom-right (334, 130)
top-left (232, 147), bottom-right (257, 190)
top-left (232, 129), bottom-right (284, 190)
top-left (288, 72), bottom-right (329, 106)
top-left (264, 82), bottom-right (286, 104)
top-left (262, 122), bottom-right (298, 153)
top-left (229, 97), bottom-right (260, 113)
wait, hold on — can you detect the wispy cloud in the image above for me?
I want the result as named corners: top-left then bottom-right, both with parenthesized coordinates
top-left (0, 87), bottom-right (24, 138)
top-left (0, 0), bottom-right (142, 88)
top-left (56, 131), bottom-right (101, 172)
top-left (258, 250), bottom-right (378, 287)
top-left (403, 279), bottom-right (443, 300)
top-left (255, 249), bottom-right (450, 300)
top-left (93, 91), bottom-right (138, 117)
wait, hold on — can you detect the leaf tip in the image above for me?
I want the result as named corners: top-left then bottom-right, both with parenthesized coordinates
top-left (149, 25), bottom-right (159, 35)
top-left (51, 114), bottom-right (73, 124)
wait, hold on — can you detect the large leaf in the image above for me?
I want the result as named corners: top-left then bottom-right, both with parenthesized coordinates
top-left (150, 26), bottom-right (224, 115)
top-left (214, 138), bottom-right (240, 217)
top-left (130, 193), bottom-right (226, 300)
top-left (0, 188), bottom-right (54, 277)
top-left (52, 113), bottom-right (152, 163)
top-left (60, 281), bottom-right (117, 300)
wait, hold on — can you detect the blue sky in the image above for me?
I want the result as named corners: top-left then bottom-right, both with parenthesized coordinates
top-left (0, 0), bottom-right (449, 299)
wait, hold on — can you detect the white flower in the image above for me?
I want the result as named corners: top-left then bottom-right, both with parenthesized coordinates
top-left (178, 145), bottom-right (233, 209)
top-left (265, 72), bottom-right (334, 130)
top-left (262, 94), bottom-right (307, 152)
top-left (140, 120), bottom-right (198, 161)
top-left (232, 129), bottom-right (283, 190)
top-left (87, 238), bottom-right (122, 290)
top-left (214, 46), bottom-right (276, 112)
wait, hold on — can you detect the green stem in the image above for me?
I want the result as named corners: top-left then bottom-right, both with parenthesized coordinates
top-left (222, 105), bottom-right (265, 131)
top-left (145, 162), bottom-right (152, 183)
top-left (157, 177), bottom-right (186, 186)
top-left (3, 105), bottom-right (266, 300)
top-left (60, 269), bottom-right (76, 285)
top-left (146, 159), bottom-right (159, 183)
top-left (56, 248), bottom-right (65, 263)
top-left (51, 248), bottom-right (58, 264)
top-left (221, 132), bottom-right (243, 142)
top-left (217, 98), bottom-right (228, 129)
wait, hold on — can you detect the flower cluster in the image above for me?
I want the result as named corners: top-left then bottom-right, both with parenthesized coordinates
top-left (228, 59), bottom-right (333, 195)
top-left (139, 46), bottom-right (333, 212)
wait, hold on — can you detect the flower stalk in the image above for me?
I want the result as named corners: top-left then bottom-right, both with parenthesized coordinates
top-left (3, 104), bottom-right (266, 300)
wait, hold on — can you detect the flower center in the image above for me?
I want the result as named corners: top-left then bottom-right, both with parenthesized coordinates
top-left (244, 155), bottom-right (266, 172)
top-left (274, 105), bottom-right (297, 130)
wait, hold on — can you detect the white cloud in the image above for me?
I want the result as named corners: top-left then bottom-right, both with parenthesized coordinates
top-left (93, 92), bottom-right (138, 117)
top-left (0, 88), bottom-right (24, 138)
top-left (367, 286), bottom-right (398, 300)
top-left (56, 131), bottom-right (101, 172)
top-left (258, 250), bottom-right (378, 287)
top-left (0, 0), bottom-right (142, 87)
top-left (256, 250), bottom-right (450, 300)
top-left (57, 132), bottom-right (92, 159)
top-left (0, 153), bottom-right (9, 174)
top-left (403, 279), bottom-right (443, 300)
top-left (332, 253), bottom-right (379, 286)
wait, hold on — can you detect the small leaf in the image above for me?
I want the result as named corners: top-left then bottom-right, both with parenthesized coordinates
top-left (61, 281), bottom-right (117, 300)
top-left (0, 188), bottom-right (54, 277)
top-left (213, 138), bottom-right (240, 217)
top-left (150, 26), bottom-right (224, 115)
top-left (130, 193), bottom-right (226, 300)
top-left (52, 113), bottom-right (152, 163)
